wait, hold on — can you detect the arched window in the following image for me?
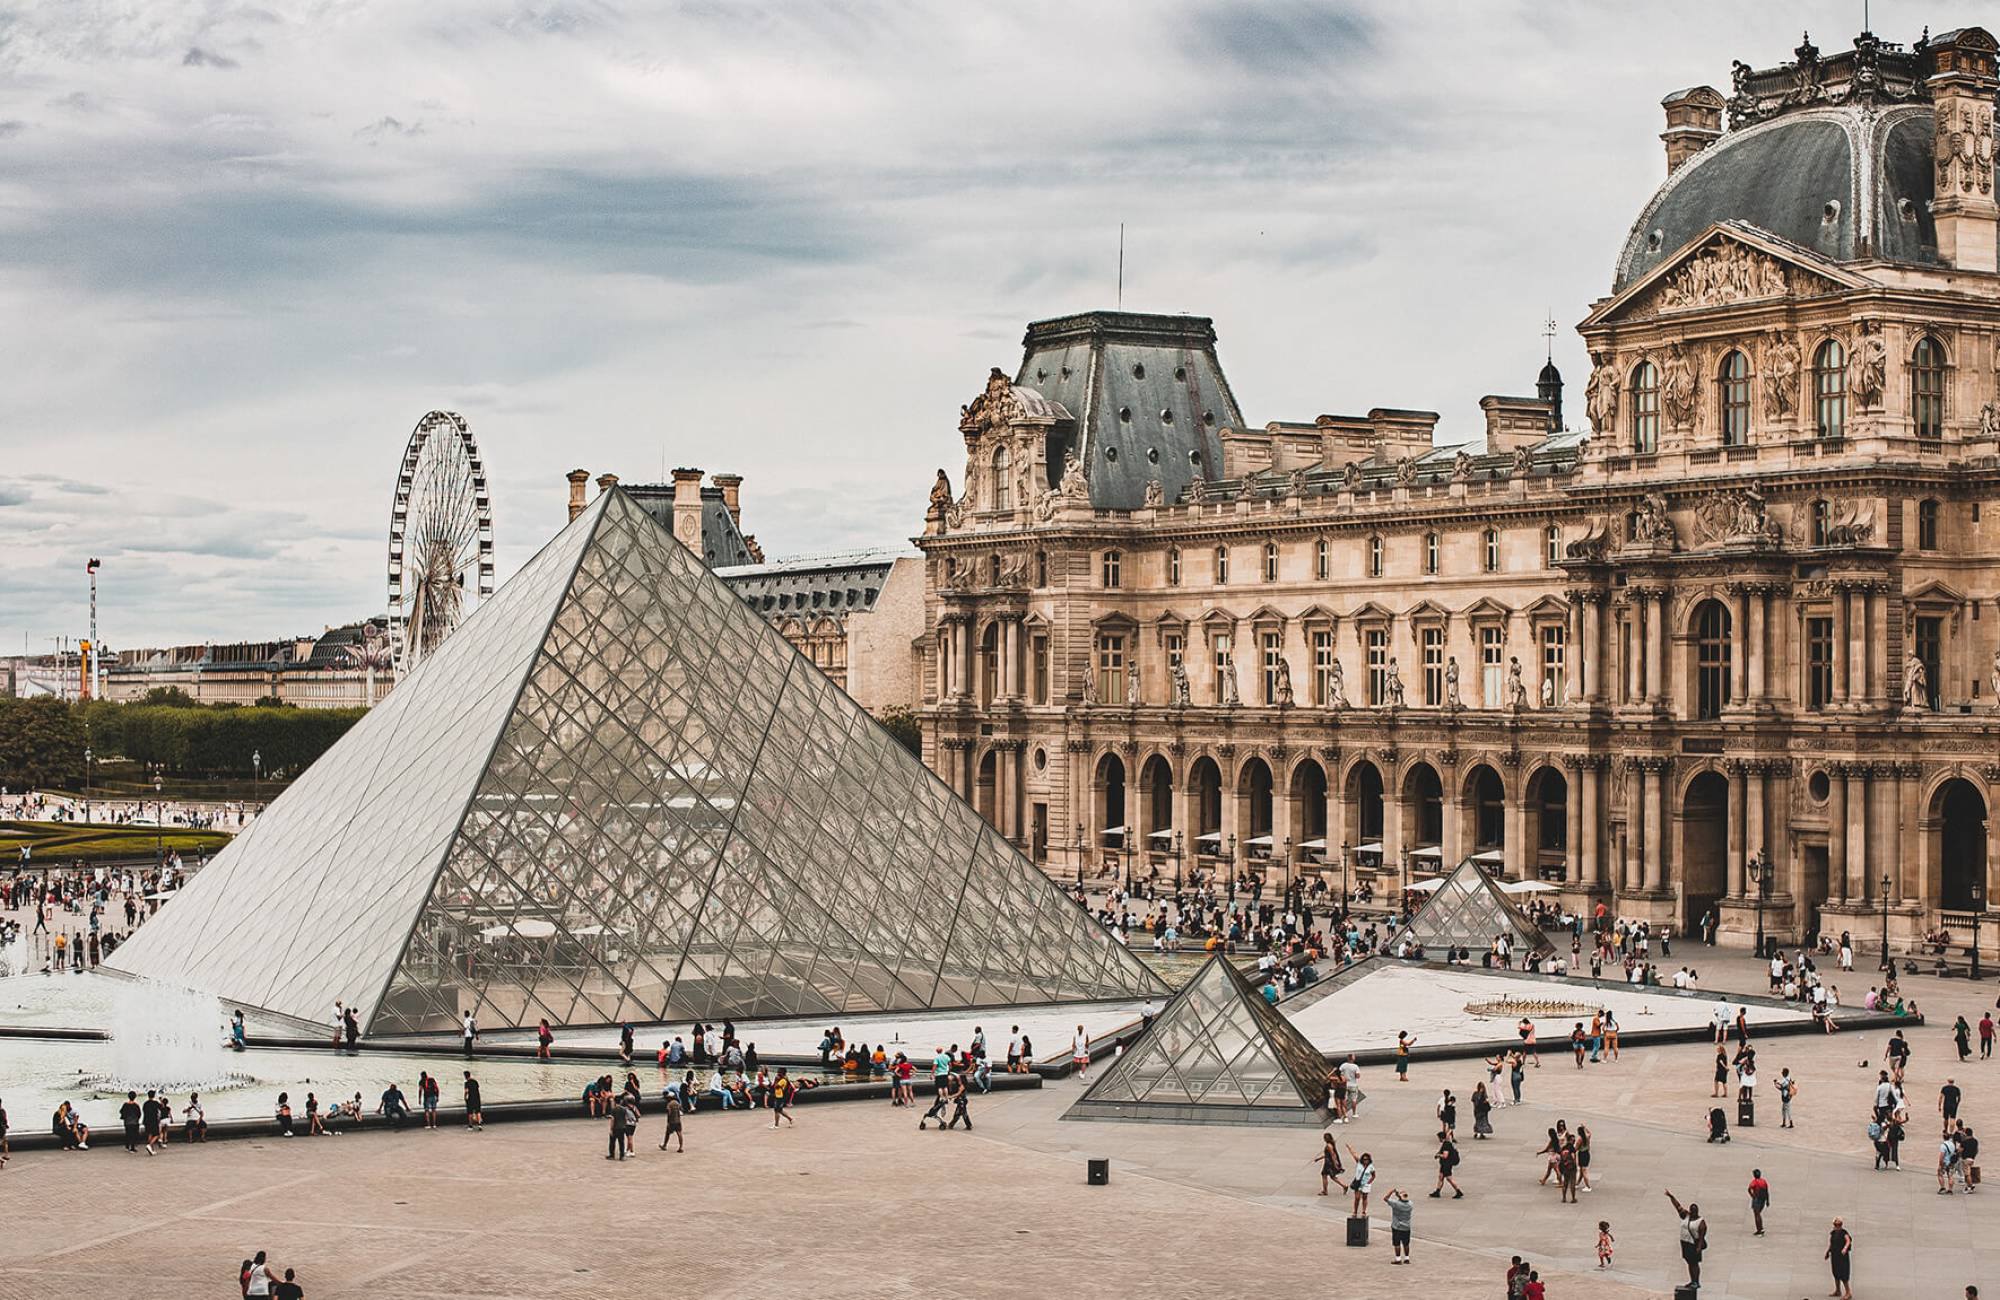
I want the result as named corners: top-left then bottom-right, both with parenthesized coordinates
top-left (1630, 361), bottom-right (1660, 454)
top-left (1368, 535), bottom-right (1384, 578)
top-left (1424, 532), bottom-right (1440, 575)
top-left (990, 445), bottom-right (1011, 511)
top-left (1694, 600), bottom-right (1732, 719)
top-left (1101, 550), bottom-right (1122, 588)
top-left (1035, 550), bottom-right (1048, 586)
top-left (1813, 339), bottom-right (1846, 439)
top-left (1918, 498), bottom-right (1941, 551)
top-left (1544, 524), bottom-right (1561, 567)
top-left (1482, 528), bottom-right (1500, 573)
top-left (1166, 547), bottom-right (1181, 586)
top-left (1263, 541), bottom-right (1280, 582)
top-left (1718, 349), bottom-right (1751, 446)
top-left (1215, 545), bottom-right (1230, 584)
top-left (1912, 335), bottom-right (1946, 442)
top-left (1315, 538), bottom-right (1330, 581)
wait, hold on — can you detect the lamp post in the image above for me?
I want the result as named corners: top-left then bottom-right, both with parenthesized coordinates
top-left (1879, 872), bottom-right (1892, 972)
top-left (1400, 846), bottom-right (1412, 922)
top-left (152, 774), bottom-right (164, 865)
top-left (1340, 839), bottom-right (1351, 913)
top-left (251, 749), bottom-right (261, 806)
top-left (82, 748), bottom-right (92, 823)
top-left (1171, 829), bottom-right (1183, 892)
top-left (1226, 833), bottom-right (1238, 903)
top-left (1973, 881), bottom-right (1986, 982)
top-left (1281, 835), bottom-right (1293, 901)
top-left (1073, 822), bottom-right (1084, 890)
top-left (1747, 847), bottom-right (1770, 962)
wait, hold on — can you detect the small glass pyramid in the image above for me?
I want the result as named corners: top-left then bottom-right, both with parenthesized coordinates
top-left (110, 489), bottom-right (1168, 1033)
top-left (1385, 857), bottom-right (1550, 958)
top-left (1065, 954), bottom-right (1330, 1125)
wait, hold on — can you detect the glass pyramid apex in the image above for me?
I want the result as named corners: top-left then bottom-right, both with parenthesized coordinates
top-left (1385, 857), bottom-right (1551, 958)
top-left (112, 488), bottom-right (1168, 1033)
top-left (1065, 954), bottom-right (1330, 1125)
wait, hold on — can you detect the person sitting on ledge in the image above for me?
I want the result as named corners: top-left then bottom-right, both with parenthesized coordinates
top-left (378, 1082), bottom-right (409, 1128)
top-left (182, 1092), bottom-right (206, 1143)
top-left (336, 1092), bottom-right (364, 1131)
top-left (51, 1101), bottom-right (87, 1149)
top-left (705, 1068), bottom-right (735, 1110)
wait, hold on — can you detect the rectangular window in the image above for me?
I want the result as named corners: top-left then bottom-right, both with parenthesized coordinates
top-left (1916, 615), bottom-right (1943, 710)
top-left (1167, 548), bottom-right (1181, 586)
top-left (1805, 617), bottom-right (1834, 711)
top-left (1261, 632), bottom-right (1283, 704)
top-left (1421, 627), bottom-right (1444, 706)
top-left (1366, 629), bottom-right (1388, 706)
top-left (1212, 633), bottom-right (1233, 703)
top-left (1031, 634), bottom-right (1049, 703)
top-left (1216, 546), bottom-right (1230, 584)
top-left (1312, 630), bottom-right (1334, 705)
top-left (1263, 545), bottom-right (1279, 583)
top-left (1424, 533), bottom-right (1439, 575)
top-left (1480, 626), bottom-right (1504, 706)
top-left (1315, 539), bottom-right (1330, 581)
top-left (1164, 633), bottom-right (1184, 669)
top-left (1096, 634), bottom-right (1125, 703)
top-left (1540, 624), bottom-right (1566, 706)
top-left (1919, 500), bottom-right (1940, 551)
top-left (1101, 551), bottom-right (1121, 588)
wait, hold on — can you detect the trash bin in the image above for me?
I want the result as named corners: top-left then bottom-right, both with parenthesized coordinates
top-left (1086, 1158), bottom-right (1109, 1185)
top-left (1345, 1216), bottom-right (1369, 1247)
top-left (1737, 1096), bottom-right (1755, 1128)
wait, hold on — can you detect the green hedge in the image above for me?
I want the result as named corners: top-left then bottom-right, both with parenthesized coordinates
top-left (0, 697), bottom-right (366, 789)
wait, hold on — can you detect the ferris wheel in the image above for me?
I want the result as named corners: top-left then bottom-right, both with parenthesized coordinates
top-left (388, 411), bottom-right (494, 676)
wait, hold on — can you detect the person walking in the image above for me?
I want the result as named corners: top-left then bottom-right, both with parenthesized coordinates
top-left (1665, 1190), bottom-right (1707, 1292)
top-left (1395, 1031), bottom-right (1415, 1081)
top-left (1071, 1026), bottom-right (1090, 1079)
top-left (1436, 1088), bottom-right (1457, 1139)
top-left (1595, 1220), bottom-right (1615, 1269)
top-left (1384, 1187), bottom-right (1413, 1265)
top-left (945, 1069), bottom-right (973, 1130)
top-left (770, 1068), bottom-right (796, 1127)
top-left (536, 1019), bottom-right (554, 1061)
top-left (1825, 1217), bottom-right (1854, 1299)
top-left (141, 1089), bottom-right (163, 1155)
top-left (1314, 1131), bottom-right (1344, 1195)
top-left (1429, 1128), bottom-right (1463, 1198)
top-left (1942, 1077), bottom-right (1964, 1136)
top-left (1956, 1016), bottom-right (1974, 1063)
top-left (462, 1071), bottom-right (482, 1130)
top-left (418, 1072), bottom-right (439, 1128)
top-left (605, 1094), bottom-right (628, 1161)
top-left (460, 1010), bottom-right (476, 1058)
top-left (1776, 1068), bottom-right (1798, 1128)
top-left (1981, 1012), bottom-right (1996, 1060)
top-left (1747, 1168), bottom-right (1770, 1235)
top-left (1712, 1047), bottom-right (1730, 1098)
top-left (657, 1091), bottom-right (684, 1151)
top-left (1508, 1051), bottom-right (1526, 1106)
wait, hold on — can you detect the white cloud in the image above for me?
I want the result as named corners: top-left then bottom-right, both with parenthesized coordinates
top-left (0, 0), bottom-right (1895, 648)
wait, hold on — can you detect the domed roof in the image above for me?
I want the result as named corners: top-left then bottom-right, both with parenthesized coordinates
top-left (1615, 103), bottom-right (1944, 290)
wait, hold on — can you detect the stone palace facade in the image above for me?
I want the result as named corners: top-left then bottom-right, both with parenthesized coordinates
top-left (917, 27), bottom-right (2000, 952)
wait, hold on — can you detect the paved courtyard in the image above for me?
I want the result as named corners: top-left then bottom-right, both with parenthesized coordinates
top-left (0, 949), bottom-right (1991, 1299)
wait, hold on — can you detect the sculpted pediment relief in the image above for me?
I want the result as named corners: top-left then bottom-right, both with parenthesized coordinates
top-left (1587, 227), bottom-right (1866, 326)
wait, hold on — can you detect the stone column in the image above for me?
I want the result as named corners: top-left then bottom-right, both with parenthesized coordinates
top-left (1827, 764), bottom-right (1848, 903)
top-left (995, 744), bottom-right (1015, 839)
top-left (957, 619), bottom-right (974, 698)
top-left (1847, 588), bottom-right (1867, 706)
top-left (1580, 594), bottom-right (1601, 703)
top-left (1002, 618), bottom-right (1020, 698)
top-left (1582, 760), bottom-right (1603, 887)
top-left (1833, 591), bottom-right (1851, 706)
top-left (1888, 763), bottom-right (1907, 906)
top-left (1732, 586), bottom-right (1751, 705)
top-left (1642, 759), bottom-right (1664, 891)
top-left (1441, 771), bottom-right (1462, 866)
top-left (936, 627), bottom-right (951, 700)
top-left (1748, 587), bottom-right (1768, 703)
top-left (1564, 757), bottom-right (1584, 884)
top-left (1503, 767), bottom-right (1525, 880)
top-left (1727, 760), bottom-right (1747, 898)
top-left (1382, 767), bottom-right (1405, 876)
top-left (1125, 759), bottom-right (1141, 871)
top-left (1846, 765), bottom-right (1869, 902)
top-left (1623, 758), bottom-right (1643, 891)
top-left (1746, 763), bottom-right (1766, 862)
top-left (1173, 774), bottom-right (1194, 875)
top-left (1634, 596), bottom-right (1652, 704)
top-left (1642, 592), bottom-right (1664, 705)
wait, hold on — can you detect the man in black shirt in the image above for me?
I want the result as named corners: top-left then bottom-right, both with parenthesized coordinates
top-left (141, 1090), bottom-right (163, 1155)
top-left (272, 1266), bottom-right (304, 1300)
top-left (1942, 1079), bottom-right (1964, 1136)
top-left (119, 1091), bottom-right (141, 1153)
top-left (462, 1072), bottom-right (483, 1130)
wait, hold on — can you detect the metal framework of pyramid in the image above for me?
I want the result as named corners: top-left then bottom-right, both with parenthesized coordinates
top-left (109, 489), bottom-right (1167, 1034)
top-left (1064, 954), bottom-right (1330, 1126)
top-left (1386, 857), bottom-right (1551, 958)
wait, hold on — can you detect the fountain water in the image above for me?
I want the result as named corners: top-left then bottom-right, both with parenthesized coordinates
top-left (0, 929), bottom-right (30, 978)
top-left (102, 978), bottom-right (241, 1091)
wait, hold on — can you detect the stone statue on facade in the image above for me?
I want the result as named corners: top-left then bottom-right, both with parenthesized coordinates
top-left (928, 468), bottom-right (952, 515)
top-left (1143, 477), bottom-right (1165, 507)
top-left (1327, 657), bottom-right (1348, 710)
top-left (1057, 449), bottom-right (1090, 501)
top-left (1540, 673), bottom-right (1555, 707)
top-left (959, 366), bottom-right (1020, 436)
top-left (1188, 474), bottom-right (1208, 503)
top-left (1342, 461), bottom-right (1361, 490)
top-left (1394, 456), bottom-right (1416, 486)
top-left (1274, 656), bottom-right (1294, 707)
top-left (1585, 352), bottom-right (1620, 435)
top-left (1630, 492), bottom-right (1678, 548)
top-left (1169, 659), bottom-right (1191, 708)
top-left (1383, 656), bottom-right (1406, 708)
top-left (1981, 402), bottom-right (1999, 438)
top-left (1506, 655), bottom-right (1529, 709)
top-left (1451, 450), bottom-right (1472, 481)
top-left (1444, 655), bottom-right (1461, 709)
top-left (1990, 649), bottom-right (2000, 710)
top-left (1764, 332), bottom-right (1802, 420)
top-left (1903, 653), bottom-right (1930, 710)
top-left (1080, 663), bottom-right (1098, 707)
top-left (1849, 320), bottom-right (1888, 407)
top-left (1125, 661), bottom-right (1140, 706)
top-left (1289, 466), bottom-right (1310, 498)
top-left (1219, 652), bottom-right (1241, 707)
top-left (1662, 343), bottom-right (1698, 427)
top-left (1655, 240), bottom-right (1788, 310)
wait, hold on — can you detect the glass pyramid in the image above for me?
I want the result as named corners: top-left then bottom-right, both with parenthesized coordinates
top-left (110, 489), bottom-right (1167, 1034)
top-left (1065, 954), bottom-right (1330, 1125)
top-left (1385, 857), bottom-right (1550, 958)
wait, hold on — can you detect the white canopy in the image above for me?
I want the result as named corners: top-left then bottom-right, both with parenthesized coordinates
top-left (1244, 834), bottom-right (1274, 847)
top-left (1406, 876), bottom-right (1447, 892)
top-left (1502, 879), bottom-right (1560, 895)
top-left (1355, 840), bottom-right (1383, 855)
top-left (481, 918), bottom-right (559, 940)
top-left (1298, 838), bottom-right (1327, 850)
top-left (1410, 845), bottom-right (1442, 859)
top-left (1471, 849), bottom-right (1505, 863)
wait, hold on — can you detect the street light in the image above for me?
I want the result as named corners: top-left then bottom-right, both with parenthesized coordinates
top-left (82, 748), bottom-right (92, 823)
top-left (1879, 872), bottom-right (1893, 972)
top-left (1747, 847), bottom-right (1771, 962)
top-left (152, 774), bottom-right (164, 865)
top-left (1972, 881), bottom-right (1986, 982)
top-left (1281, 835), bottom-right (1293, 900)
top-left (1171, 829), bottom-right (1183, 892)
top-left (1226, 833), bottom-right (1238, 902)
top-left (1400, 846), bottom-right (1413, 920)
top-left (1339, 838), bottom-right (1351, 912)
top-left (251, 749), bottom-right (261, 805)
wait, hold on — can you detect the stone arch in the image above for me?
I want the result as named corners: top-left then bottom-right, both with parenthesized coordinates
top-left (1189, 754), bottom-right (1225, 856)
top-left (1680, 768), bottom-right (1729, 933)
top-left (1237, 755), bottom-right (1275, 851)
top-left (1928, 775), bottom-right (1989, 913)
top-left (1461, 763), bottom-right (1506, 859)
top-left (1400, 760), bottom-right (1445, 860)
top-left (1092, 750), bottom-right (1128, 854)
top-left (1524, 763), bottom-right (1568, 878)
top-left (975, 747), bottom-right (998, 825)
top-left (1288, 756), bottom-right (1329, 866)
top-left (1138, 752), bottom-right (1177, 851)
top-left (1343, 757), bottom-right (1385, 859)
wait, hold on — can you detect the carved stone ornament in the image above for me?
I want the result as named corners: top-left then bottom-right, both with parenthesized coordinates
top-left (1654, 241), bottom-right (1788, 311)
top-left (1451, 450), bottom-right (1472, 481)
top-left (1057, 449), bottom-right (1090, 501)
top-left (1511, 446), bottom-right (1532, 476)
top-left (1342, 461), bottom-right (1361, 490)
top-left (1585, 353), bottom-right (1619, 435)
top-left (1143, 477), bottom-right (1165, 507)
top-left (1032, 489), bottom-right (1058, 523)
top-left (928, 468), bottom-right (952, 515)
top-left (1848, 319), bottom-right (1887, 407)
top-left (1274, 656), bottom-right (1295, 707)
top-left (1937, 97), bottom-right (1997, 198)
top-left (1565, 517), bottom-right (1611, 562)
top-left (1662, 344), bottom-right (1698, 427)
top-left (1394, 456), bottom-right (1416, 486)
top-left (1188, 474), bottom-right (1209, 503)
top-left (958, 367), bottom-right (1022, 437)
top-left (1628, 492), bottom-right (1679, 550)
top-left (1763, 331), bottom-right (1802, 420)
top-left (1692, 486), bottom-right (1782, 549)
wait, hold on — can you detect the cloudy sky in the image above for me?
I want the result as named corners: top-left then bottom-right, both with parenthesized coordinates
top-left (0, 0), bottom-right (1938, 652)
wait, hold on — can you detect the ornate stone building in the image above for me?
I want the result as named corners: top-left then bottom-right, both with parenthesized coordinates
top-left (918, 27), bottom-right (2000, 952)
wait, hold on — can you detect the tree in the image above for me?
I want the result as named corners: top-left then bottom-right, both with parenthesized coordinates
top-left (875, 705), bottom-right (923, 757)
top-left (141, 686), bottom-right (198, 708)
top-left (0, 697), bottom-right (85, 791)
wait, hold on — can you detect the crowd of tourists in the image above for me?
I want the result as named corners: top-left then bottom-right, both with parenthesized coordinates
top-left (2, 788), bottom-right (254, 831)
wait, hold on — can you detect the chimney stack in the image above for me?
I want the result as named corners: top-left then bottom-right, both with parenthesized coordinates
top-left (595, 473), bottom-right (620, 496)
top-left (566, 469), bottom-right (591, 522)
top-left (1927, 29), bottom-right (2000, 272)
top-left (712, 473), bottom-right (744, 526)
top-left (1659, 86), bottom-right (1724, 175)
top-left (670, 467), bottom-right (705, 552)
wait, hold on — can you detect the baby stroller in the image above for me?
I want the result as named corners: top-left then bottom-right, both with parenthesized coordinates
top-left (1706, 1106), bottom-right (1731, 1143)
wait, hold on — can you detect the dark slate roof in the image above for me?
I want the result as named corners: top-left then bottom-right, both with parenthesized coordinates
top-left (1614, 100), bottom-right (1965, 289)
top-left (619, 484), bottom-right (758, 568)
top-left (1016, 311), bottom-right (1243, 511)
top-left (715, 549), bottom-right (906, 620)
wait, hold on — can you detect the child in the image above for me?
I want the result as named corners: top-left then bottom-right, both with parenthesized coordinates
top-left (1596, 1220), bottom-right (1615, 1269)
